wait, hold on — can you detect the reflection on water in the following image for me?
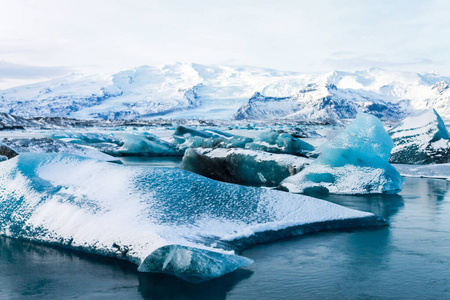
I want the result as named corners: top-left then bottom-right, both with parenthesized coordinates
top-left (0, 237), bottom-right (252, 299)
top-left (118, 156), bottom-right (182, 168)
top-left (138, 270), bottom-right (252, 300)
top-left (318, 193), bottom-right (405, 221)
top-left (0, 177), bottom-right (449, 299)
top-left (230, 177), bottom-right (450, 300)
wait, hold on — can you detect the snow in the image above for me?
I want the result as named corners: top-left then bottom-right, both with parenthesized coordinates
top-left (280, 113), bottom-right (404, 194)
top-left (173, 124), bottom-right (253, 151)
top-left (0, 63), bottom-right (449, 120)
top-left (0, 153), bottom-right (378, 282)
top-left (1, 138), bottom-right (119, 162)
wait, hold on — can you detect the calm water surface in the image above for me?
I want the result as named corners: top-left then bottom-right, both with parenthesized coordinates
top-left (0, 177), bottom-right (449, 299)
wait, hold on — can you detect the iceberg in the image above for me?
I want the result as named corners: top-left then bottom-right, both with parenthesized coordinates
top-left (245, 131), bottom-right (315, 157)
top-left (173, 125), bottom-right (253, 151)
top-left (0, 153), bottom-right (381, 282)
top-left (1, 138), bottom-right (118, 162)
top-left (51, 132), bottom-right (182, 157)
top-left (394, 163), bottom-right (450, 180)
top-left (389, 109), bottom-right (450, 164)
top-left (280, 113), bottom-right (404, 194)
top-left (182, 148), bottom-right (311, 187)
top-left (108, 133), bottom-right (182, 157)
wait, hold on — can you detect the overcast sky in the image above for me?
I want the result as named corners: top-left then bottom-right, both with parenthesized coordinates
top-left (0, 0), bottom-right (449, 88)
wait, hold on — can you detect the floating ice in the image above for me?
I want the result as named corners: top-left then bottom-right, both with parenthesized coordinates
top-left (0, 153), bottom-right (380, 282)
top-left (389, 109), bottom-right (450, 164)
top-left (138, 245), bottom-right (253, 283)
top-left (182, 148), bottom-right (311, 187)
top-left (2, 138), bottom-right (118, 162)
top-left (109, 133), bottom-right (181, 156)
top-left (281, 113), bottom-right (404, 194)
top-left (245, 131), bottom-right (315, 157)
top-left (51, 132), bottom-right (181, 157)
top-left (173, 124), bottom-right (253, 151)
top-left (394, 163), bottom-right (450, 180)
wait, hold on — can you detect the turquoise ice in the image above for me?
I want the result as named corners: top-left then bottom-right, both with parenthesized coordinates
top-left (281, 113), bottom-right (404, 194)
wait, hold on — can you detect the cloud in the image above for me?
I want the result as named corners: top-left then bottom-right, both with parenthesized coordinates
top-left (325, 53), bottom-right (434, 71)
top-left (0, 61), bottom-right (71, 80)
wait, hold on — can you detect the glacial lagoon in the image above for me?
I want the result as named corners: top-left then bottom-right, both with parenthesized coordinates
top-left (0, 176), bottom-right (448, 299)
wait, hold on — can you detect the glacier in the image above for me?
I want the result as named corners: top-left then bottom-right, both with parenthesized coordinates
top-left (0, 64), bottom-right (450, 120)
top-left (389, 109), bottom-right (450, 164)
top-left (182, 148), bottom-right (311, 187)
top-left (280, 113), bottom-right (404, 195)
top-left (0, 153), bottom-right (382, 282)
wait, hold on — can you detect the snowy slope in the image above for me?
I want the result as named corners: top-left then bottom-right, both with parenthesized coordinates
top-left (0, 64), bottom-right (449, 120)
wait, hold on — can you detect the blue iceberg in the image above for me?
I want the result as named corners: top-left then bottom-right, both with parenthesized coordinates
top-left (0, 153), bottom-right (382, 282)
top-left (51, 131), bottom-right (181, 157)
top-left (281, 113), bottom-right (404, 194)
top-left (173, 124), bottom-right (253, 151)
top-left (245, 131), bottom-right (315, 157)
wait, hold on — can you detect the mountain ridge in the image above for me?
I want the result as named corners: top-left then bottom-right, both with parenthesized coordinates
top-left (1, 63), bottom-right (449, 120)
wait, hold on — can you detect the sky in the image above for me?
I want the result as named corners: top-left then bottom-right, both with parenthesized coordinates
top-left (0, 0), bottom-right (449, 88)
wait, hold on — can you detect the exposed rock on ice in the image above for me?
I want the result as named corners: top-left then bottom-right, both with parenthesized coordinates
top-left (389, 109), bottom-right (450, 164)
top-left (0, 143), bottom-right (18, 159)
top-left (280, 113), bottom-right (404, 194)
top-left (245, 131), bottom-right (315, 157)
top-left (182, 148), bottom-right (311, 187)
top-left (0, 153), bottom-right (381, 282)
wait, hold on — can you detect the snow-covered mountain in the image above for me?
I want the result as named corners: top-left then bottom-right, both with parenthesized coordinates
top-left (0, 63), bottom-right (449, 120)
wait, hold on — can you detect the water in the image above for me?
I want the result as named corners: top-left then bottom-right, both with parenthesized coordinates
top-left (118, 156), bottom-right (182, 168)
top-left (0, 177), bottom-right (449, 299)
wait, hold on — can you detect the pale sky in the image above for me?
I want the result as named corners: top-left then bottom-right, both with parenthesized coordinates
top-left (0, 0), bottom-right (449, 88)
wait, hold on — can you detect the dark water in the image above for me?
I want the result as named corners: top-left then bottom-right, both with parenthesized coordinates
top-left (118, 156), bottom-right (182, 168)
top-left (0, 177), bottom-right (449, 299)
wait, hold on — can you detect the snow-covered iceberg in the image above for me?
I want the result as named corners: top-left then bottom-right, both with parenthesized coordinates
top-left (182, 148), bottom-right (311, 187)
top-left (2, 138), bottom-right (118, 162)
top-left (389, 109), bottom-right (450, 164)
top-left (281, 113), bottom-right (404, 194)
top-left (245, 131), bottom-right (315, 157)
top-left (0, 153), bottom-right (381, 282)
top-left (173, 125), bottom-right (253, 151)
top-left (51, 132), bottom-right (181, 157)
